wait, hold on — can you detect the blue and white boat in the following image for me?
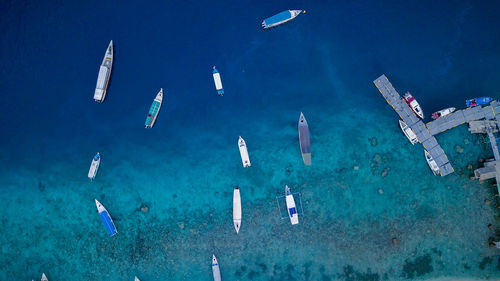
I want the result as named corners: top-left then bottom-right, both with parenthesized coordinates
top-left (95, 199), bottom-right (117, 236)
top-left (212, 255), bottom-right (221, 281)
top-left (262, 10), bottom-right (303, 29)
top-left (145, 88), bottom-right (164, 128)
top-left (285, 185), bottom-right (299, 225)
top-left (212, 66), bottom-right (224, 96)
top-left (466, 97), bottom-right (493, 107)
top-left (88, 152), bottom-right (101, 180)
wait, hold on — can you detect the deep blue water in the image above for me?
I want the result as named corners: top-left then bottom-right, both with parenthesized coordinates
top-left (1, 0), bottom-right (500, 280)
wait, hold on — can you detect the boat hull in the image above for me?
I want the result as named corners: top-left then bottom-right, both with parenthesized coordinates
top-left (403, 92), bottom-right (424, 119)
top-left (262, 10), bottom-right (302, 29)
top-left (95, 199), bottom-right (117, 236)
top-left (88, 153), bottom-right (100, 180)
top-left (94, 41), bottom-right (113, 102)
top-left (431, 107), bottom-right (456, 120)
top-left (398, 120), bottom-right (418, 145)
top-left (424, 150), bottom-right (440, 175)
top-left (145, 89), bottom-right (163, 128)
top-left (212, 255), bottom-right (221, 281)
top-left (213, 67), bottom-right (224, 96)
top-left (466, 97), bottom-right (493, 107)
top-left (233, 187), bottom-right (242, 234)
top-left (298, 112), bottom-right (311, 165)
top-left (285, 186), bottom-right (299, 225)
top-left (238, 136), bottom-right (251, 167)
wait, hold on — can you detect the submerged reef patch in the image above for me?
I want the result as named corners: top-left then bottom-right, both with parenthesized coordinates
top-left (402, 254), bottom-right (433, 279)
top-left (339, 265), bottom-right (380, 281)
top-left (479, 257), bottom-right (493, 270)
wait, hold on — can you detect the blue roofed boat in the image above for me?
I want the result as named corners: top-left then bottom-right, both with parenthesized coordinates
top-left (262, 10), bottom-right (303, 29)
top-left (95, 199), bottom-right (117, 236)
top-left (212, 66), bottom-right (224, 96)
top-left (145, 88), bottom-right (164, 128)
top-left (466, 97), bottom-right (493, 107)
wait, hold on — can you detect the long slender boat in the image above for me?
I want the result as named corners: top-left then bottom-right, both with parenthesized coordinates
top-left (403, 92), bottom-right (424, 119)
top-left (398, 120), bottom-right (418, 145)
top-left (145, 88), bottom-right (164, 128)
top-left (213, 66), bottom-right (224, 96)
top-left (41, 273), bottom-right (48, 281)
top-left (466, 97), bottom-right (493, 107)
top-left (262, 10), bottom-right (304, 29)
top-left (285, 185), bottom-right (299, 225)
top-left (431, 107), bottom-right (455, 120)
top-left (212, 255), bottom-right (221, 281)
top-left (233, 187), bottom-right (242, 234)
top-left (298, 112), bottom-right (311, 165)
top-left (95, 199), bottom-right (117, 236)
top-left (424, 150), bottom-right (440, 175)
top-left (94, 40), bottom-right (113, 103)
top-left (88, 152), bottom-right (101, 180)
top-left (238, 136), bottom-right (251, 167)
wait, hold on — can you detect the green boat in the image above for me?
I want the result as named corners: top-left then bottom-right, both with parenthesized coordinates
top-left (145, 88), bottom-right (163, 128)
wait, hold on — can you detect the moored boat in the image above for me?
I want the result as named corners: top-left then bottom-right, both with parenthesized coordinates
top-left (213, 66), bottom-right (224, 96)
top-left (466, 97), bottom-right (493, 107)
top-left (403, 92), bottom-right (424, 119)
top-left (424, 150), bottom-right (440, 175)
top-left (431, 107), bottom-right (456, 120)
top-left (398, 120), bottom-right (418, 145)
top-left (94, 40), bottom-right (113, 103)
top-left (95, 199), bottom-right (117, 236)
top-left (212, 255), bottom-right (221, 281)
top-left (41, 273), bottom-right (48, 281)
top-left (285, 185), bottom-right (299, 225)
top-left (262, 10), bottom-right (304, 29)
top-left (145, 88), bottom-right (164, 128)
top-left (233, 187), bottom-right (242, 234)
top-left (88, 152), bottom-right (101, 180)
top-left (238, 136), bottom-right (251, 167)
top-left (298, 112), bottom-right (311, 165)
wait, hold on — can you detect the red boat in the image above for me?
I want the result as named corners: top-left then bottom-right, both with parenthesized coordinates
top-left (403, 92), bottom-right (424, 119)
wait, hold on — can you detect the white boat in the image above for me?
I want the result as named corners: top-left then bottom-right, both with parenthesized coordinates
top-left (145, 88), bottom-right (164, 128)
top-left (212, 255), bottom-right (221, 281)
top-left (41, 273), bottom-right (48, 281)
top-left (213, 66), bottom-right (224, 96)
top-left (238, 136), bottom-right (251, 167)
top-left (134, 277), bottom-right (140, 281)
top-left (403, 92), bottom-right (424, 119)
top-left (285, 185), bottom-right (299, 225)
top-left (431, 107), bottom-right (456, 120)
top-left (262, 10), bottom-right (304, 29)
top-left (398, 120), bottom-right (418, 145)
top-left (94, 40), bottom-right (113, 102)
top-left (88, 152), bottom-right (101, 180)
top-left (233, 187), bottom-right (242, 234)
top-left (424, 150), bottom-right (440, 175)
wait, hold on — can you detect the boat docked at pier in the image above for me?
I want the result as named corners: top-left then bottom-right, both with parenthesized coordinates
top-left (285, 185), bottom-right (299, 225)
top-left (94, 40), bottom-right (113, 103)
top-left (262, 10), bottom-right (304, 29)
top-left (431, 107), bottom-right (456, 120)
top-left (88, 152), bottom-right (101, 180)
top-left (403, 92), bottom-right (424, 119)
top-left (233, 187), bottom-right (242, 234)
top-left (424, 150), bottom-right (440, 175)
top-left (145, 88), bottom-right (164, 128)
top-left (95, 199), bottom-right (117, 236)
top-left (212, 66), bottom-right (224, 96)
top-left (212, 255), bottom-right (221, 281)
top-left (398, 120), bottom-right (418, 145)
top-left (298, 112), bottom-right (311, 165)
top-left (238, 136), bottom-right (251, 167)
top-left (466, 97), bottom-right (493, 107)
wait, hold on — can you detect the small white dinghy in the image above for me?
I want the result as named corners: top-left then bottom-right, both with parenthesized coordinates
top-left (285, 185), bottom-right (299, 225)
top-left (88, 152), bottom-right (101, 180)
top-left (398, 120), bottom-right (418, 145)
top-left (431, 107), bottom-right (456, 120)
top-left (424, 150), bottom-right (440, 175)
top-left (212, 254), bottom-right (221, 281)
top-left (233, 187), bottom-right (242, 234)
top-left (41, 273), bottom-right (48, 281)
top-left (134, 277), bottom-right (140, 281)
top-left (238, 136), bottom-right (251, 167)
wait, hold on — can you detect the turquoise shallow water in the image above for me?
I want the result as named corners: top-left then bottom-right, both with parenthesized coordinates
top-left (2, 0), bottom-right (500, 280)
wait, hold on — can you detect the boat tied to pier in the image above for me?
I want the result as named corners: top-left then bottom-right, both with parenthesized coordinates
top-left (424, 150), bottom-right (440, 175)
top-left (233, 187), bottom-right (242, 234)
top-left (466, 97), bottom-right (493, 107)
top-left (298, 112), bottom-right (311, 165)
top-left (94, 40), bottom-right (113, 103)
top-left (398, 120), bottom-right (418, 145)
top-left (238, 136), bottom-right (251, 167)
top-left (88, 152), bottom-right (101, 180)
top-left (145, 88), bottom-right (164, 128)
top-left (431, 107), bottom-right (456, 120)
top-left (212, 66), bottom-right (224, 96)
top-left (212, 255), bottom-right (221, 281)
top-left (262, 10), bottom-right (304, 29)
top-left (95, 199), bottom-right (117, 236)
top-left (403, 92), bottom-right (424, 119)
top-left (285, 185), bottom-right (299, 225)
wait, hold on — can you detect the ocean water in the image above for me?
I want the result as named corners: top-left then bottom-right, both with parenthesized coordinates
top-left (1, 0), bottom-right (500, 280)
